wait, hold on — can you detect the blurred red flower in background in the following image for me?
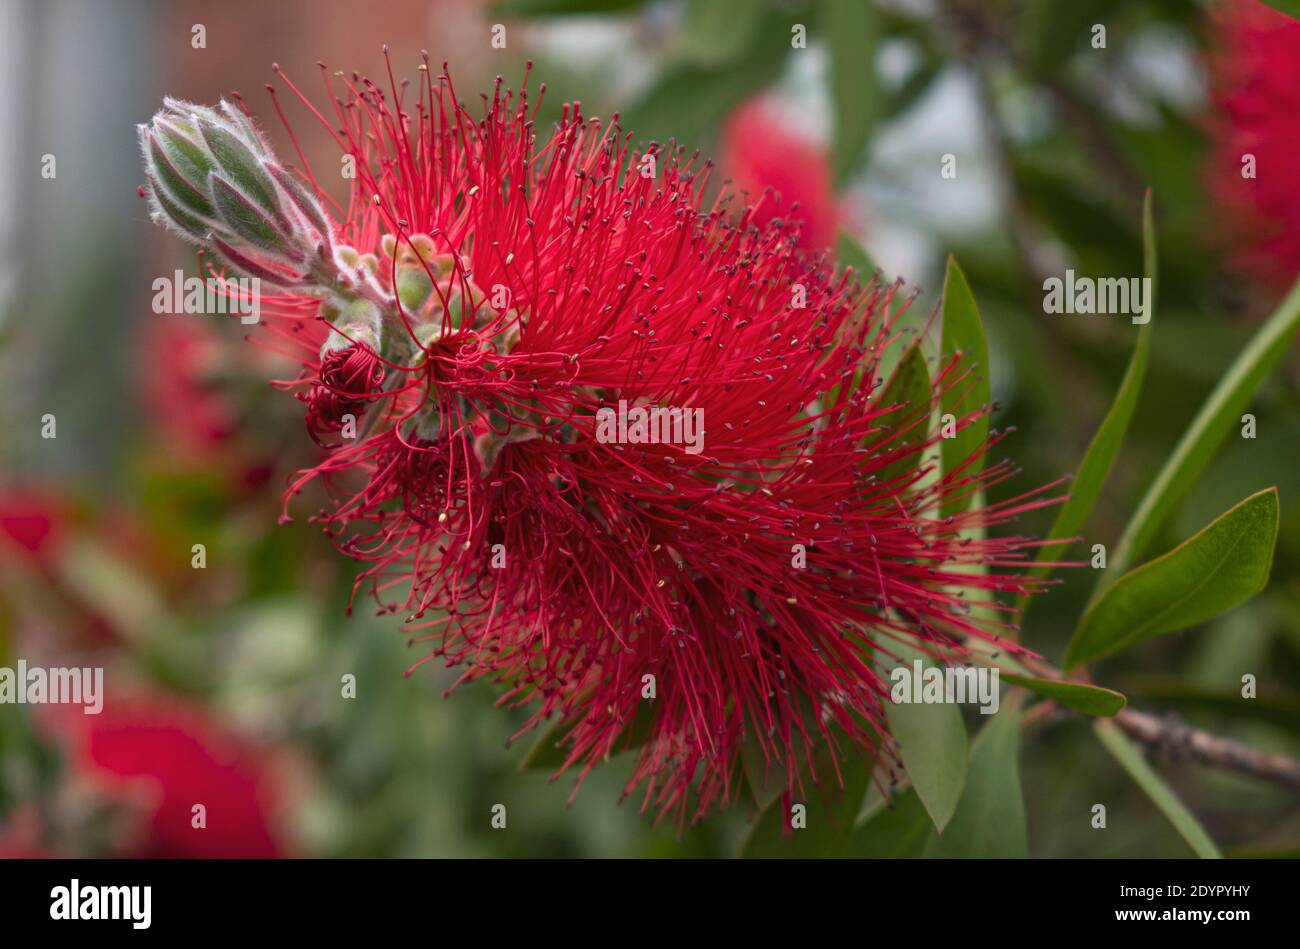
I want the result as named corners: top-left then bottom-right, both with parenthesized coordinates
top-left (0, 489), bottom-right (65, 565)
top-left (3, 696), bottom-right (289, 858)
top-left (139, 318), bottom-right (236, 462)
top-left (720, 97), bottom-right (847, 252)
top-left (1208, 0), bottom-right (1300, 288)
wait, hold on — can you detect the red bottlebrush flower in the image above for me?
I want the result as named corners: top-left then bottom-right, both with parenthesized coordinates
top-left (140, 59), bottom-right (1062, 825)
top-left (48, 696), bottom-right (286, 858)
top-left (721, 97), bottom-right (846, 251)
top-left (1207, 0), bottom-right (1300, 288)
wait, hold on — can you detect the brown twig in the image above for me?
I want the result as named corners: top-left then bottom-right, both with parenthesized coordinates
top-left (1112, 707), bottom-right (1300, 793)
top-left (1003, 655), bottom-right (1300, 792)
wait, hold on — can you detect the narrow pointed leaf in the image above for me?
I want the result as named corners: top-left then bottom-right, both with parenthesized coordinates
top-left (1094, 719), bottom-right (1222, 858)
top-left (518, 717), bottom-right (570, 771)
top-left (147, 174), bottom-right (216, 242)
top-left (836, 231), bottom-right (876, 282)
top-left (924, 704), bottom-right (1028, 858)
top-left (1022, 190), bottom-right (1155, 609)
top-left (518, 701), bottom-right (655, 771)
top-left (1066, 488), bottom-right (1279, 669)
top-left (1105, 270), bottom-right (1300, 582)
top-left (1001, 673), bottom-right (1126, 717)
top-left (681, 0), bottom-right (762, 64)
top-left (740, 747), bottom-right (873, 858)
top-left (826, 0), bottom-right (878, 183)
top-left (939, 256), bottom-right (990, 518)
top-left (1259, 1), bottom-right (1300, 21)
top-left (847, 788), bottom-right (932, 857)
top-left (872, 344), bottom-right (931, 490)
top-left (885, 640), bottom-right (968, 832)
top-left (268, 164), bottom-right (333, 245)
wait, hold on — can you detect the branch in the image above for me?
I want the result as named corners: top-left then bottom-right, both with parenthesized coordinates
top-left (1113, 707), bottom-right (1300, 793)
top-left (1012, 655), bottom-right (1300, 792)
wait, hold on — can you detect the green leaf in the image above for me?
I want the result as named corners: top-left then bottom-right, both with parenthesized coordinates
top-left (1001, 673), bottom-right (1126, 717)
top-left (740, 746), bottom-right (874, 857)
top-left (825, 0), bottom-right (878, 183)
top-left (1104, 272), bottom-right (1300, 582)
top-left (872, 345), bottom-right (931, 490)
top-left (518, 701), bottom-right (655, 771)
top-left (938, 255), bottom-right (990, 519)
top-left (518, 716), bottom-right (570, 771)
top-left (836, 231), bottom-right (876, 281)
top-left (885, 640), bottom-right (968, 832)
top-left (740, 728), bottom-right (802, 811)
top-left (1021, 190), bottom-right (1154, 609)
top-left (847, 788), bottom-right (933, 857)
top-left (680, 0), bottom-right (763, 65)
top-left (1258, 1), bottom-right (1300, 22)
top-left (1066, 488), bottom-right (1279, 669)
top-left (924, 705), bottom-right (1028, 858)
top-left (827, 231), bottom-right (903, 406)
top-left (739, 688), bottom-right (832, 811)
top-left (881, 58), bottom-right (940, 122)
top-left (1094, 719), bottom-right (1222, 859)
top-left (625, 13), bottom-right (794, 149)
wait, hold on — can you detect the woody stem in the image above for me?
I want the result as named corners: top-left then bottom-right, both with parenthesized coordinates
top-left (1111, 707), bottom-right (1300, 793)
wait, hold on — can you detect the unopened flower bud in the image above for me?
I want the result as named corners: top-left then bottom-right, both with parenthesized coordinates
top-left (322, 299), bottom-right (383, 357)
top-left (305, 328), bottom-right (385, 444)
top-left (322, 321), bottom-right (381, 357)
top-left (395, 266), bottom-right (435, 312)
top-left (139, 97), bottom-right (335, 285)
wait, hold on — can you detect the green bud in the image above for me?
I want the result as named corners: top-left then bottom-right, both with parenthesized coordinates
top-left (267, 164), bottom-right (333, 251)
top-left (195, 117), bottom-right (280, 218)
top-left (320, 298), bottom-right (344, 324)
top-left (396, 266), bottom-right (435, 312)
top-left (140, 96), bottom-right (330, 273)
top-left (334, 299), bottom-right (383, 349)
top-left (412, 320), bottom-right (446, 350)
top-left (447, 293), bottom-right (469, 330)
top-left (154, 116), bottom-right (216, 185)
top-left (408, 233), bottom-right (437, 263)
top-left (145, 130), bottom-right (213, 219)
top-left (210, 174), bottom-right (288, 255)
top-left (322, 320), bottom-right (381, 358)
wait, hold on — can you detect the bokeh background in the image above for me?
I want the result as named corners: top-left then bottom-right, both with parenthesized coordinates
top-left (1, 0), bottom-right (1298, 857)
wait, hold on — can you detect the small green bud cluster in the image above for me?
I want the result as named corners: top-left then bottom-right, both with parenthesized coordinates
top-left (140, 98), bottom-right (527, 442)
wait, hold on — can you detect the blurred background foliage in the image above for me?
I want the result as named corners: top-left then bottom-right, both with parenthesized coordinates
top-left (0, 0), bottom-right (1298, 857)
